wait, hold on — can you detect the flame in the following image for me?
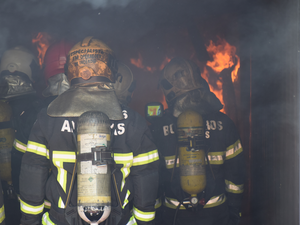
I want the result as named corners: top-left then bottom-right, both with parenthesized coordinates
top-left (159, 57), bottom-right (171, 71)
top-left (206, 37), bottom-right (240, 83)
top-left (32, 32), bottom-right (52, 68)
top-left (130, 53), bottom-right (157, 73)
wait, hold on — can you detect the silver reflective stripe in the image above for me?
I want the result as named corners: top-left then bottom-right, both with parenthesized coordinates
top-left (42, 212), bottom-right (55, 225)
top-left (164, 197), bottom-right (188, 210)
top-left (225, 180), bottom-right (244, 194)
top-left (126, 215), bottom-right (137, 225)
top-left (27, 141), bottom-right (48, 158)
top-left (207, 153), bottom-right (224, 165)
top-left (20, 199), bottom-right (44, 215)
top-left (226, 140), bottom-right (243, 160)
top-left (155, 198), bottom-right (162, 209)
top-left (133, 149), bottom-right (159, 166)
top-left (14, 139), bottom-right (27, 153)
top-left (204, 194), bottom-right (226, 208)
top-left (132, 206), bottom-right (155, 222)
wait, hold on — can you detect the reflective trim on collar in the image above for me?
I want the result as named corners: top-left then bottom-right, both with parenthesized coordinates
top-left (27, 141), bottom-right (49, 158)
top-left (20, 199), bottom-right (44, 215)
top-left (14, 139), bottom-right (27, 153)
top-left (164, 155), bottom-right (179, 169)
top-left (225, 180), bottom-right (244, 194)
top-left (133, 149), bottom-right (159, 166)
top-left (133, 206), bottom-right (155, 222)
top-left (226, 140), bottom-right (243, 160)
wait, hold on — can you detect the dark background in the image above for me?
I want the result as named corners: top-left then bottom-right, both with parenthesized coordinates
top-left (0, 0), bottom-right (299, 224)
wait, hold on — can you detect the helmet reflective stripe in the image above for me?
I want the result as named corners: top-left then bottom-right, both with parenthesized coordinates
top-left (52, 151), bottom-right (76, 208)
top-left (207, 152), bottom-right (225, 165)
top-left (225, 139), bottom-right (243, 160)
top-left (122, 189), bottom-right (131, 209)
top-left (126, 215), bottom-right (137, 225)
top-left (42, 212), bottom-right (55, 225)
top-left (113, 152), bottom-right (133, 191)
top-left (20, 199), bottom-right (44, 215)
top-left (0, 204), bottom-right (4, 223)
top-left (132, 206), bottom-right (155, 222)
top-left (225, 180), bottom-right (244, 194)
top-left (13, 139), bottom-right (27, 153)
top-left (27, 141), bottom-right (49, 158)
top-left (132, 149), bottom-right (159, 166)
top-left (164, 155), bottom-right (179, 169)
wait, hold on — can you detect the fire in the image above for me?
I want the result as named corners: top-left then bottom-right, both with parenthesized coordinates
top-left (32, 32), bottom-right (52, 68)
top-left (159, 57), bottom-right (171, 71)
top-left (206, 37), bottom-right (240, 83)
top-left (130, 53), bottom-right (157, 73)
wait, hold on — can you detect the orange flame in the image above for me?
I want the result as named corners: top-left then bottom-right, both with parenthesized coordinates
top-left (130, 53), bottom-right (157, 73)
top-left (206, 38), bottom-right (240, 83)
top-left (159, 57), bottom-right (172, 71)
top-left (32, 32), bottom-right (52, 68)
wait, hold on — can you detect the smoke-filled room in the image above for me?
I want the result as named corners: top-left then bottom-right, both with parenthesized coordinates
top-left (0, 0), bottom-right (298, 225)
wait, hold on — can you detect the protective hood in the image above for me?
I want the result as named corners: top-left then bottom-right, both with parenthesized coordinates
top-left (0, 73), bottom-right (35, 99)
top-left (47, 83), bottom-right (123, 120)
top-left (172, 88), bottom-right (223, 117)
top-left (42, 73), bottom-right (70, 97)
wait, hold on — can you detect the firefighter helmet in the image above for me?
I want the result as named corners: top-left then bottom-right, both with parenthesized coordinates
top-left (0, 46), bottom-right (39, 82)
top-left (66, 36), bottom-right (118, 85)
top-left (160, 57), bottom-right (209, 103)
top-left (0, 46), bottom-right (40, 98)
top-left (44, 40), bottom-right (74, 83)
top-left (114, 62), bottom-right (136, 105)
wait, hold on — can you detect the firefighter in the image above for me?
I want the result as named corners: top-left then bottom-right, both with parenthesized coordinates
top-left (0, 46), bottom-right (42, 225)
top-left (19, 36), bottom-right (159, 225)
top-left (42, 39), bottom-right (74, 105)
top-left (114, 61), bottom-right (136, 106)
top-left (152, 57), bottom-right (245, 225)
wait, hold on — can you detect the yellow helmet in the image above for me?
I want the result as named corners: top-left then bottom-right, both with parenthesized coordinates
top-left (66, 36), bottom-right (117, 85)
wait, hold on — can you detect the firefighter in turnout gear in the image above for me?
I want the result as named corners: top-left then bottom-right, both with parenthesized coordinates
top-left (152, 57), bottom-right (245, 225)
top-left (0, 46), bottom-right (43, 225)
top-left (19, 37), bottom-right (159, 225)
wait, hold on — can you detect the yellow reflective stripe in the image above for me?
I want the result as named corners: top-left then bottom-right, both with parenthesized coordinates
top-left (44, 200), bottom-right (51, 209)
top-left (0, 204), bottom-right (5, 223)
top-left (122, 190), bottom-right (130, 209)
top-left (14, 139), bottom-right (27, 153)
top-left (207, 152), bottom-right (224, 165)
top-left (27, 141), bottom-right (49, 158)
top-left (225, 180), bottom-right (244, 194)
top-left (114, 152), bottom-right (133, 192)
top-left (20, 199), bottom-right (44, 215)
top-left (133, 149), bottom-right (159, 166)
top-left (204, 194), bottom-right (226, 208)
top-left (155, 198), bottom-right (162, 209)
top-left (226, 140), bottom-right (243, 160)
top-left (126, 215), bottom-right (137, 225)
top-left (164, 155), bottom-right (179, 169)
top-left (163, 197), bottom-right (186, 210)
top-left (42, 212), bottom-right (55, 225)
top-left (133, 206), bottom-right (155, 222)
top-left (52, 151), bottom-right (76, 208)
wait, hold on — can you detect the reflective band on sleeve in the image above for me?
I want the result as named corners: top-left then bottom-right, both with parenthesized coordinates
top-left (155, 198), bottom-right (162, 209)
top-left (14, 139), bottom-right (27, 153)
top-left (163, 197), bottom-right (186, 210)
top-left (225, 140), bottom-right (243, 160)
top-left (225, 180), bottom-right (244, 194)
top-left (126, 215), bottom-right (137, 225)
top-left (52, 151), bottom-right (76, 208)
top-left (204, 194), bottom-right (226, 208)
top-left (42, 212), bottom-right (56, 225)
top-left (20, 199), bottom-right (44, 215)
top-left (27, 141), bottom-right (49, 158)
top-left (133, 149), bottom-right (159, 166)
top-left (44, 199), bottom-right (51, 209)
top-left (122, 190), bottom-right (130, 209)
top-left (114, 152), bottom-right (133, 192)
top-left (0, 204), bottom-right (5, 223)
top-left (207, 152), bottom-right (225, 165)
top-left (133, 206), bottom-right (155, 222)
top-left (164, 155), bottom-right (179, 169)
